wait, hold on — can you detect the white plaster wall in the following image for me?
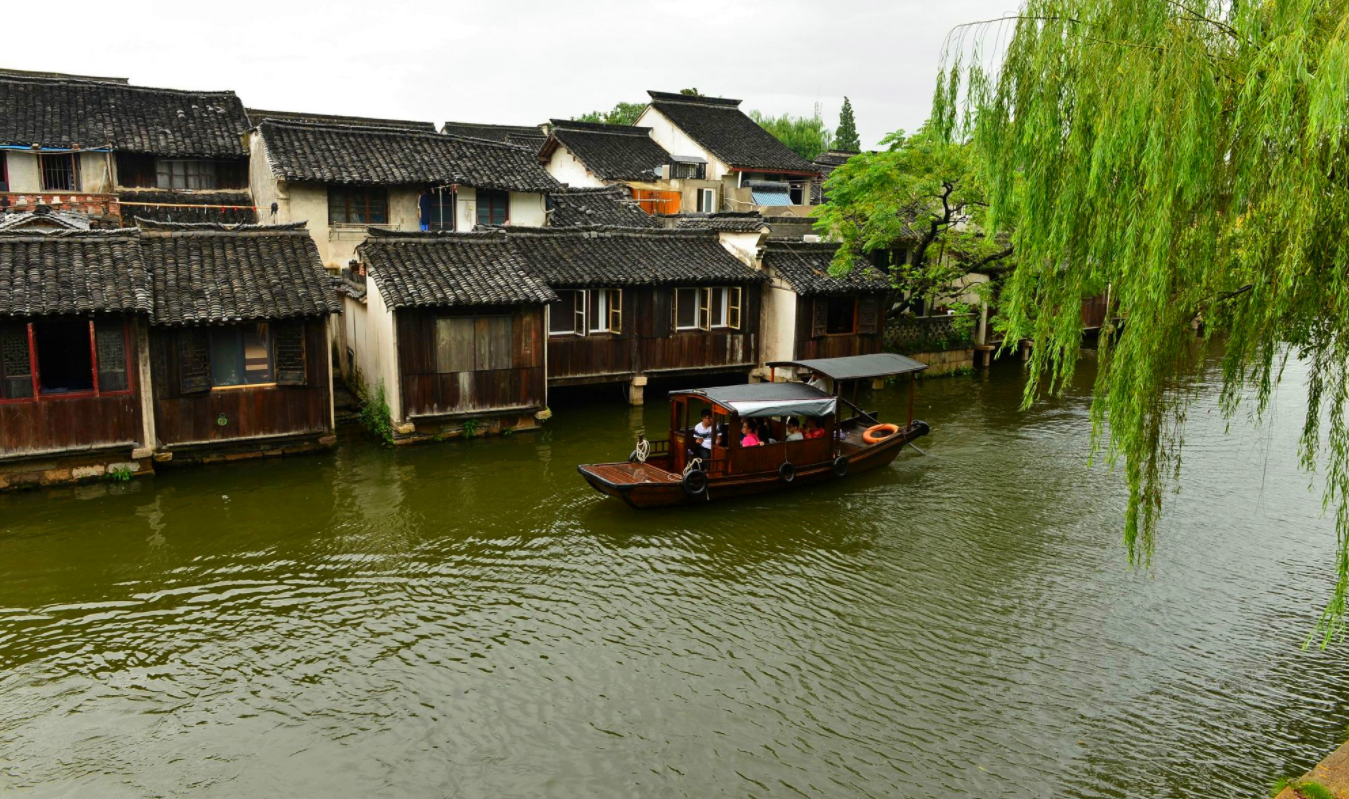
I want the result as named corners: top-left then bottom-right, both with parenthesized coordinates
top-left (764, 281), bottom-right (799, 365)
top-left (510, 192), bottom-right (546, 227)
top-left (545, 146), bottom-right (606, 188)
top-left (4, 152), bottom-right (40, 192)
top-left (80, 152), bottom-right (114, 193)
top-left (635, 107), bottom-right (730, 180)
top-left (456, 186), bottom-right (477, 230)
top-left (361, 277), bottom-right (404, 423)
top-left (715, 230), bottom-right (764, 268)
top-left (248, 132), bottom-right (283, 225)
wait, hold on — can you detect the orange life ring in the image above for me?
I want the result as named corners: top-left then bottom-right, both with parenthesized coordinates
top-left (862, 423), bottom-right (901, 444)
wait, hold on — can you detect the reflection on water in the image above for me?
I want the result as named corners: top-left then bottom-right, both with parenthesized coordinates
top-left (1, 359), bottom-right (1346, 798)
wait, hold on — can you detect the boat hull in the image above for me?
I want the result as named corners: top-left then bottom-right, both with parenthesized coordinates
top-left (578, 422), bottom-right (927, 509)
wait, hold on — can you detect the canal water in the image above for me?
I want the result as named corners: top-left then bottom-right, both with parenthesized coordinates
top-left (1, 357), bottom-right (1346, 798)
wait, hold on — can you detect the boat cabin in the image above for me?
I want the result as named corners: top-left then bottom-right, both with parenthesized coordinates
top-left (666, 383), bottom-right (839, 478)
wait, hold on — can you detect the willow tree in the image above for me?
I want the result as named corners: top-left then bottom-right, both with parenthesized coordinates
top-left (934, 0), bottom-right (1349, 643)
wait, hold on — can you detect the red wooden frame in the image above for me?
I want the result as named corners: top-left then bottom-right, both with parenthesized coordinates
top-left (476, 189), bottom-right (510, 226)
top-left (0, 317), bottom-right (135, 404)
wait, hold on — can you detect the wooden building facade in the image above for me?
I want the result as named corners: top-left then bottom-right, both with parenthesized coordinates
top-left (349, 231), bottom-right (555, 443)
top-left (506, 227), bottom-right (768, 403)
top-left (0, 229), bottom-right (155, 488)
top-left (140, 222), bottom-right (340, 465)
top-left (760, 240), bottom-right (893, 364)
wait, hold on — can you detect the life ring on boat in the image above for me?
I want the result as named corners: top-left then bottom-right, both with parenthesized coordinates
top-left (778, 461), bottom-right (796, 483)
top-left (832, 456), bottom-right (850, 477)
top-left (862, 423), bottom-right (901, 444)
top-left (682, 468), bottom-right (708, 497)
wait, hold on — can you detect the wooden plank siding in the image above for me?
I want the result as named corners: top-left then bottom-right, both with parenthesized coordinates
top-left (0, 314), bottom-right (145, 459)
top-left (397, 305), bottom-right (546, 419)
top-left (793, 294), bottom-right (887, 360)
top-left (150, 319), bottom-right (331, 447)
top-left (547, 285), bottom-right (761, 384)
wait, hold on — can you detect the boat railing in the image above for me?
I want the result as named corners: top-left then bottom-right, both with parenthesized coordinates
top-left (646, 438), bottom-right (670, 457)
top-left (839, 397), bottom-right (881, 426)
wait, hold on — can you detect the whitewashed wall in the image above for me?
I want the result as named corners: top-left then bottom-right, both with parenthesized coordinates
top-left (544, 146), bottom-right (606, 188)
top-left (635, 107), bottom-right (730, 180)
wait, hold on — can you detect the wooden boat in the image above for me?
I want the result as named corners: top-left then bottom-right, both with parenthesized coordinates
top-left (578, 353), bottom-right (931, 508)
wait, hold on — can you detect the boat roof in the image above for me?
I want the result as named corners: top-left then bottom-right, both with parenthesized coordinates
top-left (766, 352), bottom-right (928, 381)
top-left (672, 382), bottom-right (837, 418)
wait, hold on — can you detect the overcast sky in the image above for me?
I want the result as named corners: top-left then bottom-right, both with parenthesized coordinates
top-left (7, 0), bottom-right (1006, 150)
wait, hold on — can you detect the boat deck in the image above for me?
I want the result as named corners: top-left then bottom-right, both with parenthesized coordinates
top-left (583, 462), bottom-right (681, 486)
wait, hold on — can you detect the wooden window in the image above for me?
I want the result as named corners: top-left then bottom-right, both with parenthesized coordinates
top-left (586, 289), bottom-right (608, 333)
top-left (424, 190), bottom-right (455, 231)
top-left (209, 323), bottom-right (274, 387)
top-left (94, 318), bottom-right (128, 392)
top-left (550, 290), bottom-right (579, 335)
top-left (825, 296), bottom-right (857, 335)
top-left (156, 159), bottom-right (219, 190)
top-left (476, 190), bottom-right (509, 226)
top-left (274, 323), bottom-right (308, 386)
top-left (728, 287), bottom-right (742, 330)
top-left (811, 297), bottom-right (828, 337)
top-left (0, 322), bottom-right (33, 400)
top-left (675, 287), bottom-right (699, 330)
top-left (696, 188), bottom-right (715, 213)
top-left (697, 288), bottom-right (712, 331)
top-left (858, 296), bottom-right (881, 334)
top-left (0, 152), bottom-right (8, 192)
top-left (35, 319), bottom-right (94, 394)
top-left (39, 153), bottom-right (80, 191)
top-left (328, 186), bottom-right (389, 225)
top-left (435, 315), bottom-right (513, 372)
top-left (607, 289), bottom-right (622, 333)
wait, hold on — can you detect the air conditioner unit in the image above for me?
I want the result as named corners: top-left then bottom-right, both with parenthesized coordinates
top-left (658, 164), bottom-right (671, 180)
top-left (803, 234), bottom-right (822, 243)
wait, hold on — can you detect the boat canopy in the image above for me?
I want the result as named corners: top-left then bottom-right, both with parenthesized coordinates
top-left (673, 382), bottom-right (837, 419)
top-left (766, 352), bottom-right (928, 381)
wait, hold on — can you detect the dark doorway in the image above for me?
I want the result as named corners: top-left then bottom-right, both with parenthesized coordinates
top-left (34, 319), bottom-right (93, 394)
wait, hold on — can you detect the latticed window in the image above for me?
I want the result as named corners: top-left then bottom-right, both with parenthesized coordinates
top-left (1, 323), bottom-right (33, 400)
top-left (95, 319), bottom-right (128, 392)
top-left (0, 317), bottom-right (132, 401)
top-left (39, 153), bottom-right (80, 191)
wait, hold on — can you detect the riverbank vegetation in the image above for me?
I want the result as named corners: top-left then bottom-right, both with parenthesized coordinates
top-left (935, 0), bottom-right (1349, 643)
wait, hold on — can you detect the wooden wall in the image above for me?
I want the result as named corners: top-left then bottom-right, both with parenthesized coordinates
top-left (397, 305), bottom-right (546, 419)
top-left (150, 319), bottom-right (331, 447)
top-left (0, 315), bottom-right (144, 458)
top-left (547, 284), bottom-right (761, 383)
top-left (793, 294), bottom-right (887, 361)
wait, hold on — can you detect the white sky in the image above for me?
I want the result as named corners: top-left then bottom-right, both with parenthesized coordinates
top-left (6, 0), bottom-right (1007, 150)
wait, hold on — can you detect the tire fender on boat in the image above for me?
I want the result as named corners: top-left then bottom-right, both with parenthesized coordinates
top-left (832, 456), bottom-right (849, 477)
top-left (682, 468), bottom-right (708, 497)
top-left (778, 462), bottom-right (796, 483)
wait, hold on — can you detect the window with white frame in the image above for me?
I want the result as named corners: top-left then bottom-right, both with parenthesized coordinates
top-left (696, 188), bottom-right (716, 213)
top-left (551, 289), bottom-right (621, 336)
top-left (674, 286), bottom-right (742, 331)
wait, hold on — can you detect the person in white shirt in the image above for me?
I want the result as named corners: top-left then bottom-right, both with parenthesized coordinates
top-left (692, 409), bottom-right (715, 459)
top-left (785, 418), bottom-right (804, 441)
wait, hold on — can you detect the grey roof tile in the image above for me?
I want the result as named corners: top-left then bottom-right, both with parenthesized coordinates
top-left (0, 229), bottom-right (151, 317)
top-left (549, 186), bottom-right (659, 228)
top-left (762, 240), bottom-right (892, 296)
top-left (646, 91), bottom-right (818, 174)
top-left (542, 120), bottom-right (669, 182)
top-left (359, 231), bottom-right (557, 309)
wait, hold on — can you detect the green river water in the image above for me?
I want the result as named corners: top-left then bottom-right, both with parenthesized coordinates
top-left (1, 356), bottom-right (1346, 798)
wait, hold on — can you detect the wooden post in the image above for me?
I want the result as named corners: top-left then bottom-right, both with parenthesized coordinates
top-left (907, 373), bottom-right (915, 428)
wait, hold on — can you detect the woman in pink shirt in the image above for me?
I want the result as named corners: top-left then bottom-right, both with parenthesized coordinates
top-left (740, 419), bottom-right (761, 448)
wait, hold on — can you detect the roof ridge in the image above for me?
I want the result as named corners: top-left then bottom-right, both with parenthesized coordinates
top-left (258, 117), bottom-right (533, 152)
top-left (550, 119), bottom-right (653, 135)
top-left (0, 75), bottom-right (240, 98)
top-left (442, 120), bottom-right (545, 132)
top-left (646, 90), bottom-right (742, 107)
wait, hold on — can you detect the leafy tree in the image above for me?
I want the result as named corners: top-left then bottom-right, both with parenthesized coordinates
top-left (750, 103), bottom-right (832, 161)
top-left (935, 0), bottom-right (1349, 642)
top-left (574, 101), bottom-right (645, 127)
top-left (679, 88), bottom-right (702, 96)
top-left (835, 96), bottom-right (861, 152)
top-left (813, 128), bottom-right (1012, 311)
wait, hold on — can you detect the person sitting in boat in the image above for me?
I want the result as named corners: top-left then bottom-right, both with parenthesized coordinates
top-left (803, 418), bottom-right (826, 439)
top-left (692, 409), bottom-right (715, 459)
top-left (758, 419), bottom-right (778, 444)
top-left (785, 419), bottom-right (804, 441)
top-left (740, 419), bottom-right (762, 448)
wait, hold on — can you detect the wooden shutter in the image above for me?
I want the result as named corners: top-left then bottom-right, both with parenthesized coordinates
top-left (94, 318), bottom-right (129, 392)
top-left (0, 322), bottom-right (32, 399)
top-left (858, 296), bottom-right (881, 335)
top-left (728, 287), bottom-right (743, 330)
top-left (652, 288), bottom-right (672, 337)
top-left (698, 288), bottom-right (711, 331)
top-left (435, 317), bottom-right (475, 373)
top-left (275, 322), bottom-right (308, 386)
top-left (608, 289), bottom-right (622, 334)
top-left (179, 328), bottom-right (211, 394)
top-left (483, 316), bottom-right (513, 370)
top-left (811, 297), bottom-right (828, 337)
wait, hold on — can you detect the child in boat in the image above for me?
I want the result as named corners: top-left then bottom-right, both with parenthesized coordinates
top-left (740, 419), bottom-right (761, 448)
top-left (785, 419), bottom-right (804, 441)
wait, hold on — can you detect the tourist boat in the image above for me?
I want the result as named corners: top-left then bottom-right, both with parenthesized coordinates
top-left (578, 353), bottom-right (931, 508)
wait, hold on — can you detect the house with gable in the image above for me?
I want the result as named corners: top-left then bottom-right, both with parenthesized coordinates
top-left (635, 91), bottom-right (822, 216)
top-left (0, 72), bottom-right (254, 224)
top-left (249, 119), bottom-right (560, 271)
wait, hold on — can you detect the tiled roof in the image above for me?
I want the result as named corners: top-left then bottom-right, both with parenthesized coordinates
top-left (672, 212), bottom-right (770, 233)
top-left (761, 240), bottom-right (892, 296)
top-left (359, 230), bottom-right (557, 309)
top-left (441, 121), bottom-right (548, 149)
top-left (549, 186), bottom-right (659, 228)
top-left (139, 222), bottom-right (341, 325)
top-left (0, 229), bottom-right (151, 317)
top-left (811, 150), bottom-right (856, 203)
top-left (119, 190), bottom-right (257, 225)
top-left (0, 75), bottom-right (249, 157)
top-left (256, 119), bottom-right (560, 192)
top-left (506, 227), bottom-right (768, 288)
top-left (246, 108), bottom-right (436, 131)
top-left (645, 91), bottom-right (818, 174)
top-left (541, 120), bottom-right (668, 182)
